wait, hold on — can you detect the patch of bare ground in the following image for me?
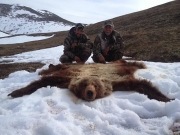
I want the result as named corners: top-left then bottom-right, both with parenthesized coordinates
top-left (0, 63), bottom-right (44, 79)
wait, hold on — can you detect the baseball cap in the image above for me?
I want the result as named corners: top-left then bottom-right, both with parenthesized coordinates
top-left (75, 23), bottom-right (84, 29)
top-left (103, 20), bottom-right (114, 28)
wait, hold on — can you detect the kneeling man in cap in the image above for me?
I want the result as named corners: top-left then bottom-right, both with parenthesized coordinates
top-left (92, 20), bottom-right (124, 63)
top-left (60, 23), bottom-right (93, 64)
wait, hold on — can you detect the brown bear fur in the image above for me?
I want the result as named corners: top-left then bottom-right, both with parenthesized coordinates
top-left (8, 60), bottom-right (172, 102)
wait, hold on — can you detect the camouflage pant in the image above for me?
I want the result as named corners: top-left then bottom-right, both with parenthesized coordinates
top-left (92, 49), bottom-right (123, 63)
top-left (60, 48), bottom-right (92, 63)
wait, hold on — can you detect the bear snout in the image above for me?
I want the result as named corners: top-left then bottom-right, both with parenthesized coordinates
top-left (87, 90), bottom-right (94, 98)
top-left (83, 85), bottom-right (97, 101)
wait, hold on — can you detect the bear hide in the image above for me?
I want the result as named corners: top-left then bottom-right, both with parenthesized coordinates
top-left (8, 60), bottom-right (172, 102)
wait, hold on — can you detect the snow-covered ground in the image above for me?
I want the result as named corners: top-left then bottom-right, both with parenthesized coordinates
top-left (0, 35), bottom-right (54, 44)
top-left (0, 17), bottom-right (72, 35)
top-left (0, 31), bottom-right (9, 37)
top-left (0, 35), bottom-right (180, 135)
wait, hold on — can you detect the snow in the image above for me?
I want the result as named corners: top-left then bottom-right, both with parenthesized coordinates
top-left (0, 31), bottom-right (9, 37)
top-left (0, 35), bottom-right (54, 44)
top-left (0, 16), bottom-right (72, 35)
top-left (12, 9), bottom-right (40, 17)
top-left (0, 4), bottom-right (73, 35)
top-left (0, 35), bottom-right (180, 135)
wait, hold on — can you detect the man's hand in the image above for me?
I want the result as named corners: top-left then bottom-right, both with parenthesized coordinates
top-left (74, 56), bottom-right (83, 64)
top-left (78, 43), bottom-right (86, 48)
top-left (71, 43), bottom-right (77, 48)
top-left (103, 46), bottom-right (110, 56)
top-left (99, 56), bottom-right (106, 64)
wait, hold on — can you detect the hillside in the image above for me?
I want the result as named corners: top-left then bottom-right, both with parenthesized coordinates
top-left (0, 4), bottom-right (75, 35)
top-left (0, 0), bottom-right (180, 63)
top-left (85, 0), bottom-right (180, 62)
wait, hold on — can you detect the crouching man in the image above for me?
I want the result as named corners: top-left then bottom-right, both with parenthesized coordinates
top-left (92, 20), bottom-right (124, 63)
top-left (60, 23), bottom-right (93, 64)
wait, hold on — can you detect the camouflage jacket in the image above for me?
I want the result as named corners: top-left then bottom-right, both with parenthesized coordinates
top-left (93, 30), bottom-right (124, 57)
top-left (63, 27), bottom-right (93, 59)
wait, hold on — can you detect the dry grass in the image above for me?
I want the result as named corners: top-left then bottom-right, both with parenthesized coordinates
top-left (0, 63), bottom-right (44, 79)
